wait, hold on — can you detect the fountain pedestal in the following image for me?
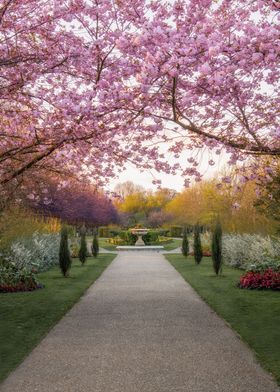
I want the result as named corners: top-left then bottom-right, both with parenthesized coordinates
top-left (135, 235), bottom-right (145, 246)
top-left (131, 228), bottom-right (148, 247)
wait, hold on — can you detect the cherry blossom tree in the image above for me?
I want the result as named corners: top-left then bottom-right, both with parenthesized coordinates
top-left (0, 0), bottom-right (158, 189)
top-left (117, 0), bottom-right (280, 183)
top-left (0, 0), bottom-right (279, 191)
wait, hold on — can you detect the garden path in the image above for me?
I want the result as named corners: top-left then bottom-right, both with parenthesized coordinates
top-left (1, 252), bottom-right (279, 392)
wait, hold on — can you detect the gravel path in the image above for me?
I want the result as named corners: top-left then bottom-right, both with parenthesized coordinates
top-left (1, 252), bottom-right (279, 392)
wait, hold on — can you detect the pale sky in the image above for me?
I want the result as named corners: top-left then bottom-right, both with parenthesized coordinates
top-left (107, 148), bottom-right (228, 192)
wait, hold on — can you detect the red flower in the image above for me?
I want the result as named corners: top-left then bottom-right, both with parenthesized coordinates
top-left (239, 269), bottom-right (280, 290)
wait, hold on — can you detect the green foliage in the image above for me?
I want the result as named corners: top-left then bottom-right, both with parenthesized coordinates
top-left (59, 226), bottom-right (72, 277)
top-left (193, 224), bottom-right (203, 264)
top-left (98, 226), bottom-right (120, 238)
top-left (119, 230), bottom-right (137, 245)
top-left (246, 259), bottom-right (280, 273)
top-left (142, 231), bottom-right (159, 244)
top-left (91, 234), bottom-right (99, 258)
top-left (78, 232), bottom-right (87, 265)
top-left (0, 264), bottom-right (39, 292)
top-left (170, 226), bottom-right (183, 237)
top-left (70, 238), bottom-right (79, 258)
top-left (0, 205), bottom-right (60, 251)
top-left (212, 221), bottom-right (223, 275)
top-left (254, 166), bottom-right (280, 228)
top-left (182, 227), bottom-right (189, 257)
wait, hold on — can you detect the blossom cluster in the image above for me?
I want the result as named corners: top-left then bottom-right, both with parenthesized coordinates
top-left (0, 0), bottom-right (279, 192)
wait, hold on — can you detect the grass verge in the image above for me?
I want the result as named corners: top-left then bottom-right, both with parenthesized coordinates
top-left (0, 254), bottom-right (116, 381)
top-left (99, 237), bottom-right (182, 251)
top-left (162, 238), bottom-right (182, 251)
top-left (166, 254), bottom-right (280, 385)
top-left (98, 238), bottom-right (117, 251)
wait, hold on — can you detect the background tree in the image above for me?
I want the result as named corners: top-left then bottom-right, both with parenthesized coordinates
top-left (59, 226), bottom-right (72, 277)
top-left (181, 227), bottom-right (189, 258)
top-left (114, 182), bottom-right (145, 200)
top-left (78, 231), bottom-right (87, 265)
top-left (254, 162), bottom-right (280, 229)
top-left (165, 177), bottom-right (278, 234)
top-left (212, 222), bottom-right (223, 275)
top-left (25, 175), bottom-right (119, 228)
top-left (193, 225), bottom-right (203, 265)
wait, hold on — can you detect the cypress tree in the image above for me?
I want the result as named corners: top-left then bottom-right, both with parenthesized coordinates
top-left (181, 227), bottom-right (189, 257)
top-left (193, 224), bottom-right (203, 265)
top-left (59, 226), bottom-right (72, 277)
top-left (212, 221), bottom-right (223, 275)
top-left (78, 231), bottom-right (87, 265)
top-left (91, 233), bottom-right (99, 258)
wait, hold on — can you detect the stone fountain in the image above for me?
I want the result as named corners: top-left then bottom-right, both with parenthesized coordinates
top-left (116, 227), bottom-right (164, 251)
top-left (130, 228), bottom-right (149, 246)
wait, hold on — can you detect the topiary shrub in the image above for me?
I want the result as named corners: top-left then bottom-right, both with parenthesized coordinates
top-left (170, 226), bottom-right (183, 238)
top-left (182, 227), bottom-right (189, 257)
top-left (212, 221), bottom-right (223, 275)
top-left (193, 224), bottom-right (203, 265)
top-left (59, 226), bottom-right (72, 277)
top-left (78, 232), bottom-right (87, 265)
top-left (119, 231), bottom-right (137, 245)
top-left (142, 231), bottom-right (159, 245)
top-left (91, 233), bottom-right (99, 258)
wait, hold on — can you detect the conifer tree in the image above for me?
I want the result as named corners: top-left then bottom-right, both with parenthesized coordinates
top-left (193, 224), bottom-right (203, 265)
top-left (182, 226), bottom-right (189, 257)
top-left (212, 221), bottom-right (223, 275)
top-left (92, 233), bottom-right (99, 258)
top-left (59, 226), bottom-right (72, 277)
top-left (79, 231), bottom-right (87, 265)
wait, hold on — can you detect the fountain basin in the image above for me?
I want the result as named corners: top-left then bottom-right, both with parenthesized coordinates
top-left (116, 245), bottom-right (164, 251)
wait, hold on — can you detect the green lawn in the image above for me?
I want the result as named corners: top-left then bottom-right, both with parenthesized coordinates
top-left (99, 237), bottom-right (182, 251)
top-left (166, 255), bottom-right (280, 385)
top-left (0, 254), bottom-right (116, 381)
top-left (98, 238), bottom-right (118, 251)
top-left (162, 238), bottom-right (182, 251)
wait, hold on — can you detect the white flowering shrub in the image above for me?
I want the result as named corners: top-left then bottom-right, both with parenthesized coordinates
top-left (5, 232), bottom-right (60, 272)
top-left (222, 234), bottom-right (280, 269)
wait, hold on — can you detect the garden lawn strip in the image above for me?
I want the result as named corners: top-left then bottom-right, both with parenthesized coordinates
top-left (98, 237), bottom-right (182, 251)
top-left (0, 254), bottom-right (116, 381)
top-left (166, 254), bottom-right (280, 385)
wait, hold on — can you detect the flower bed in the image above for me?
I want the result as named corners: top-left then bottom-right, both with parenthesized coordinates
top-left (238, 269), bottom-right (280, 290)
top-left (0, 264), bottom-right (42, 293)
top-left (0, 282), bottom-right (43, 293)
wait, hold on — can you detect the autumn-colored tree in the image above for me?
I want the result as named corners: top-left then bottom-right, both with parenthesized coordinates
top-left (165, 177), bottom-right (277, 234)
top-left (254, 162), bottom-right (280, 227)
